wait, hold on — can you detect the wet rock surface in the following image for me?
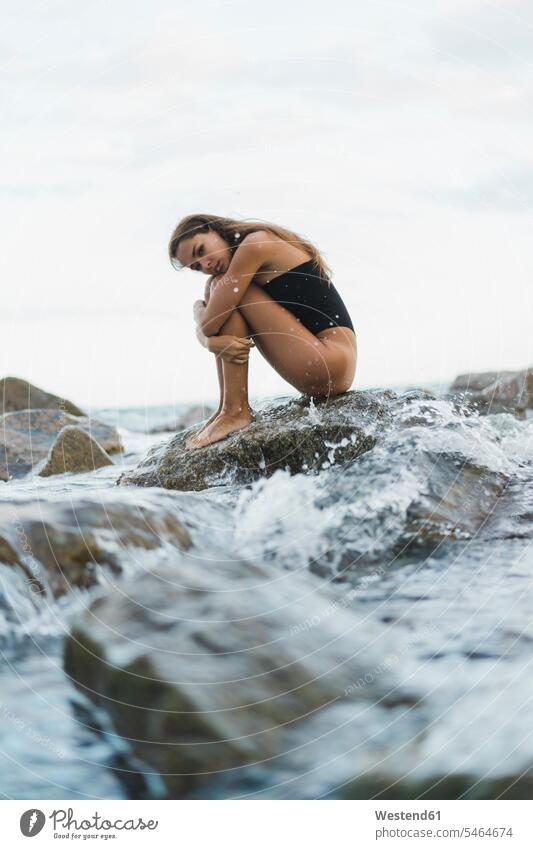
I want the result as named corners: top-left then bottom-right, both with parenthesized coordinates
top-left (38, 425), bottom-right (114, 477)
top-left (0, 489), bottom-right (191, 600)
top-left (119, 389), bottom-right (402, 491)
top-left (479, 368), bottom-right (533, 412)
top-left (402, 452), bottom-right (508, 545)
top-left (450, 371), bottom-right (518, 392)
top-left (0, 376), bottom-right (85, 416)
top-left (230, 393), bottom-right (517, 579)
top-left (65, 556), bottom-right (413, 799)
top-left (1, 378), bottom-right (532, 800)
top-left (0, 409), bottom-right (123, 481)
top-left (448, 367), bottom-right (533, 416)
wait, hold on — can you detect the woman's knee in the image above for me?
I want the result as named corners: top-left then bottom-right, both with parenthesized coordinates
top-left (220, 307), bottom-right (249, 337)
top-left (238, 284), bottom-right (269, 315)
top-left (239, 283), bottom-right (262, 301)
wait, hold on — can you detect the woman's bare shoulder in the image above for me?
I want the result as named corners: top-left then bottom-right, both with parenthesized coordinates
top-left (238, 229), bottom-right (310, 277)
top-left (239, 229), bottom-right (273, 248)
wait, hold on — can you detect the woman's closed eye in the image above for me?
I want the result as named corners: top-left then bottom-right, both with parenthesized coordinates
top-left (191, 243), bottom-right (204, 272)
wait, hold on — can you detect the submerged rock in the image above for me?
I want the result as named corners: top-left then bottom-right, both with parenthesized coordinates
top-left (148, 404), bottom-right (216, 434)
top-left (0, 489), bottom-right (191, 599)
top-left (0, 409), bottom-right (122, 481)
top-left (297, 449), bottom-right (510, 577)
top-left (0, 376), bottom-right (85, 416)
top-left (38, 425), bottom-right (113, 477)
top-left (65, 556), bottom-right (413, 799)
top-left (119, 390), bottom-right (398, 491)
top-left (404, 452), bottom-right (508, 545)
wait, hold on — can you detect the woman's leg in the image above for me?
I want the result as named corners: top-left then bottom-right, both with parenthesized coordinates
top-left (212, 356), bottom-right (224, 418)
top-left (238, 284), bottom-right (356, 395)
top-left (184, 356), bottom-right (224, 447)
top-left (186, 309), bottom-right (254, 449)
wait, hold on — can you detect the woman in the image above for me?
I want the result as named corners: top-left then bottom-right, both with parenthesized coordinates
top-left (169, 214), bottom-right (357, 449)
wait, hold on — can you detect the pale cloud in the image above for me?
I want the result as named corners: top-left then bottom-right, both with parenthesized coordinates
top-left (1, 0), bottom-right (532, 406)
top-left (431, 0), bottom-right (533, 68)
top-left (438, 166), bottom-right (533, 212)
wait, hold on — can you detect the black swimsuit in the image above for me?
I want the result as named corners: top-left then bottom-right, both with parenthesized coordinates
top-left (262, 260), bottom-right (354, 336)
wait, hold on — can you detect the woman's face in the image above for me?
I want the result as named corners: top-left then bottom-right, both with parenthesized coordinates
top-left (176, 229), bottom-right (232, 276)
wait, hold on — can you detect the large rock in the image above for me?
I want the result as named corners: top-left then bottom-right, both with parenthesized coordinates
top-left (38, 425), bottom-right (113, 477)
top-left (119, 390), bottom-right (398, 491)
top-left (64, 557), bottom-right (413, 799)
top-left (0, 376), bottom-right (84, 416)
top-left (404, 453), bottom-right (508, 545)
top-left (449, 367), bottom-right (533, 415)
top-left (0, 490), bottom-right (191, 599)
top-left (305, 449), bottom-right (510, 577)
top-left (0, 409), bottom-right (122, 481)
top-left (148, 404), bottom-right (216, 434)
top-left (479, 367), bottom-right (533, 411)
top-left (450, 371), bottom-right (517, 392)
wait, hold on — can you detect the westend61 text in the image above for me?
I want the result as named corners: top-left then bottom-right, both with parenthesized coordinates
top-left (375, 810), bottom-right (441, 821)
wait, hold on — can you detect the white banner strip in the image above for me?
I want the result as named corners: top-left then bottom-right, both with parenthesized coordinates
top-left (3, 799), bottom-right (531, 847)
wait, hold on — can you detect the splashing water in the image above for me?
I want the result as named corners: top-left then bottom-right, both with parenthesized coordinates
top-left (1, 391), bottom-right (533, 799)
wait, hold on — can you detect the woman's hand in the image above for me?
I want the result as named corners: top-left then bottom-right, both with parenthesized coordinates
top-left (193, 299), bottom-right (206, 321)
top-left (194, 288), bottom-right (253, 363)
top-left (206, 334), bottom-right (254, 364)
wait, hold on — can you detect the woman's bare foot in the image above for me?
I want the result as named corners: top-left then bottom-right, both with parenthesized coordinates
top-left (186, 408), bottom-right (253, 450)
top-left (185, 408), bottom-right (221, 449)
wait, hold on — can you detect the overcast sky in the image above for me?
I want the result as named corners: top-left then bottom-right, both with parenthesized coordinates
top-left (2, 0), bottom-right (532, 408)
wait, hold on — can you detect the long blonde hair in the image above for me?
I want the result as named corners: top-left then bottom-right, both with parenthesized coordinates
top-left (168, 213), bottom-right (332, 280)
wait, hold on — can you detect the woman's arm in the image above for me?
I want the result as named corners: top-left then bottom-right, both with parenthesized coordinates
top-left (203, 275), bottom-right (215, 304)
top-left (194, 277), bottom-right (253, 363)
top-left (195, 320), bottom-right (253, 364)
top-left (199, 234), bottom-right (265, 337)
top-left (192, 275), bottom-right (215, 343)
top-left (193, 273), bottom-right (220, 344)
